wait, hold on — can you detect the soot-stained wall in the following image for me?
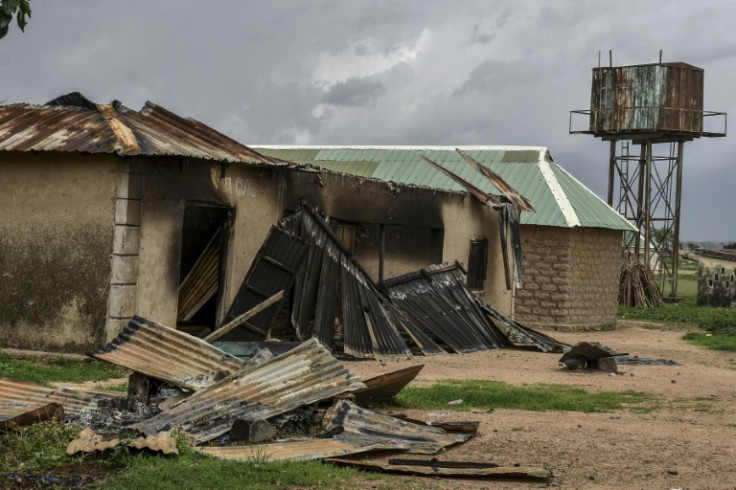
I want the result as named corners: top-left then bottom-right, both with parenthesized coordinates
top-left (0, 152), bottom-right (116, 351)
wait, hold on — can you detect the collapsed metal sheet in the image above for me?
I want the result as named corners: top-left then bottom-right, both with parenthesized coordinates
top-left (199, 399), bottom-right (470, 462)
top-left (383, 263), bottom-right (512, 353)
top-left (327, 459), bottom-right (552, 480)
top-left (221, 226), bottom-right (308, 341)
top-left (475, 299), bottom-right (569, 353)
top-left (0, 378), bottom-right (122, 421)
top-left (177, 228), bottom-right (222, 322)
top-left (89, 316), bottom-right (244, 391)
top-left (322, 400), bottom-right (471, 454)
top-left (196, 439), bottom-right (383, 462)
top-left (133, 338), bottom-right (366, 444)
top-left (281, 205), bottom-right (411, 358)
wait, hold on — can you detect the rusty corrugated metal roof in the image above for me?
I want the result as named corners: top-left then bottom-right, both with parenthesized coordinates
top-left (0, 92), bottom-right (287, 165)
top-left (197, 399), bottom-right (470, 462)
top-left (0, 378), bottom-right (123, 421)
top-left (89, 316), bottom-right (245, 391)
top-left (133, 338), bottom-right (365, 444)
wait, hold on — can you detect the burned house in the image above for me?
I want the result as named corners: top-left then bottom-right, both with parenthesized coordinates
top-left (254, 146), bottom-right (636, 331)
top-left (0, 94), bottom-right (524, 353)
top-left (694, 249), bottom-right (736, 307)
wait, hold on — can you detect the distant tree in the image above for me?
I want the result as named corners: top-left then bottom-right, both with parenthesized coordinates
top-left (724, 242), bottom-right (736, 250)
top-left (687, 242), bottom-right (701, 250)
top-left (0, 0), bottom-right (31, 39)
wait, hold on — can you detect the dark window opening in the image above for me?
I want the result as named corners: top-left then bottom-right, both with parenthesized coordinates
top-left (467, 238), bottom-right (488, 291)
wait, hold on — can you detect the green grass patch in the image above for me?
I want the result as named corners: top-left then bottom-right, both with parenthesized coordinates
top-left (394, 379), bottom-right (658, 413)
top-left (1, 421), bottom-right (370, 490)
top-left (102, 455), bottom-right (365, 490)
top-left (683, 332), bottom-right (736, 352)
top-left (0, 352), bottom-right (125, 385)
top-left (618, 272), bottom-right (736, 336)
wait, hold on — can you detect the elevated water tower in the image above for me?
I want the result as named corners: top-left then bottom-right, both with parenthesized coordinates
top-left (570, 53), bottom-right (726, 300)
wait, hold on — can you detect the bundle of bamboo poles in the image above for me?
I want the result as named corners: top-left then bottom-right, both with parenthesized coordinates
top-left (619, 256), bottom-right (663, 308)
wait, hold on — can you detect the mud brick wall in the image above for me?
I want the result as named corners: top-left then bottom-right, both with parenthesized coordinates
top-left (514, 225), bottom-right (622, 330)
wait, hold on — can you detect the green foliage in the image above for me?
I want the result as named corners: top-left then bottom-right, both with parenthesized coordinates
top-left (723, 242), bottom-right (736, 250)
top-left (0, 0), bottom-right (31, 34)
top-left (101, 456), bottom-right (364, 490)
top-left (682, 332), bottom-right (736, 352)
top-left (394, 379), bottom-right (657, 413)
top-left (0, 352), bottom-right (125, 385)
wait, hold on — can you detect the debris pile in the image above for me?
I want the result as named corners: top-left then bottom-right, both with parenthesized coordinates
top-left (180, 201), bottom-right (569, 358)
top-left (560, 342), bottom-right (680, 372)
top-left (0, 323), bottom-right (552, 483)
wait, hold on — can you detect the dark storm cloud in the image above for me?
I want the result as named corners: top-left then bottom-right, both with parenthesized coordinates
top-left (321, 77), bottom-right (387, 107)
top-left (1, 0), bottom-right (735, 239)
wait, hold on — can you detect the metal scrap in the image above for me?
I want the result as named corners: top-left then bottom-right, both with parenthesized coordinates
top-left (0, 403), bottom-right (63, 433)
top-left (132, 338), bottom-right (365, 444)
top-left (383, 262), bottom-right (512, 353)
top-left (89, 316), bottom-right (244, 391)
top-left (327, 458), bottom-right (552, 481)
top-left (322, 400), bottom-right (471, 455)
top-left (0, 377), bottom-right (123, 421)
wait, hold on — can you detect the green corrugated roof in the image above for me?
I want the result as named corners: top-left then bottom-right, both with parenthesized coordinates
top-left (255, 146), bottom-right (634, 231)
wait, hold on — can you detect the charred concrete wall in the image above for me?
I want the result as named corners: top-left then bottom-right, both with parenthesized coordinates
top-left (514, 225), bottom-right (621, 330)
top-left (135, 159), bottom-right (282, 328)
top-left (283, 171), bottom-right (511, 314)
top-left (0, 152), bottom-right (116, 352)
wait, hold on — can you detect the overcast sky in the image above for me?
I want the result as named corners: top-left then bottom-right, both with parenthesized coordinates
top-left (1, 1), bottom-right (733, 241)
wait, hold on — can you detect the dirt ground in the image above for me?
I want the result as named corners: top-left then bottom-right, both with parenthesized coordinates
top-left (340, 321), bottom-right (736, 490)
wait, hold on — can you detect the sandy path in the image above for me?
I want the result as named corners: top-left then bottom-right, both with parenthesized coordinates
top-left (341, 322), bottom-right (736, 489)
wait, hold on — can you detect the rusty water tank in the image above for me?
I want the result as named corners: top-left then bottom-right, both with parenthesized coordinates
top-left (589, 62), bottom-right (704, 136)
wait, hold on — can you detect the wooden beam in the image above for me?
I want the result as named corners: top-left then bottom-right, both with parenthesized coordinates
top-left (204, 291), bottom-right (285, 343)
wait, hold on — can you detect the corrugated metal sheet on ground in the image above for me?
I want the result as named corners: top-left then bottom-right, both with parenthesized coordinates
top-left (220, 227), bottom-right (308, 341)
top-left (354, 364), bottom-right (424, 404)
top-left (383, 263), bottom-right (512, 353)
top-left (322, 400), bottom-right (471, 454)
top-left (255, 146), bottom-right (633, 231)
top-left (0, 92), bottom-right (288, 165)
top-left (327, 459), bottom-right (552, 480)
top-left (0, 378), bottom-right (123, 421)
top-left (133, 338), bottom-right (366, 444)
top-left (89, 316), bottom-right (244, 391)
top-left (199, 399), bottom-right (470, 462)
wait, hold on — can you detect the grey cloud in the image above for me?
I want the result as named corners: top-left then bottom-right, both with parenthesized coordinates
top-left (321, 77), bottom-right (387, 107)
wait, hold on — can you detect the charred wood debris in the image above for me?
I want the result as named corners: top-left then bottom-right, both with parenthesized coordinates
top-left (0, 200), bottom-right (676, 483)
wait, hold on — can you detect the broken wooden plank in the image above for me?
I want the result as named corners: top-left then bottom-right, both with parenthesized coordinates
top-left (204, 291), bottom-right (285, 343)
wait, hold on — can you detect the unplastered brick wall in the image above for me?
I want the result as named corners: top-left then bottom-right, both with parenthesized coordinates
top-left (514, 225), bottom-right (622, 331)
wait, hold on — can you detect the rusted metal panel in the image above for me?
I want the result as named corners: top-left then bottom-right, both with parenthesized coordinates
top-left (327, 459), bottom-right (552, 480)
top-left (456, 149), bottom-right (535, 212)
top-left (89, 316), bottom-right (244, 391)
top-left (280, 204), bottom-right (412, 358)
top-left (322, 400), bottom-right (471, 454)
top-left (196, 439), bottom-right (380, 462)
top-left (132, 338), bottom-right (366, 444)
top-left (354, 365), bottom-right (424, 405)
top-left (0, 378), bottom-right (122, 420)
top-left (0, 92), bottom-right (288, 165)
top-left (590, 63), bottom-right (705, 135)
top-left (221, 227), bottom-right (308, 341)
top-left (476, 299), bottom-right (569, 353)
top-left (383, 263), bottom-right (512, 353)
